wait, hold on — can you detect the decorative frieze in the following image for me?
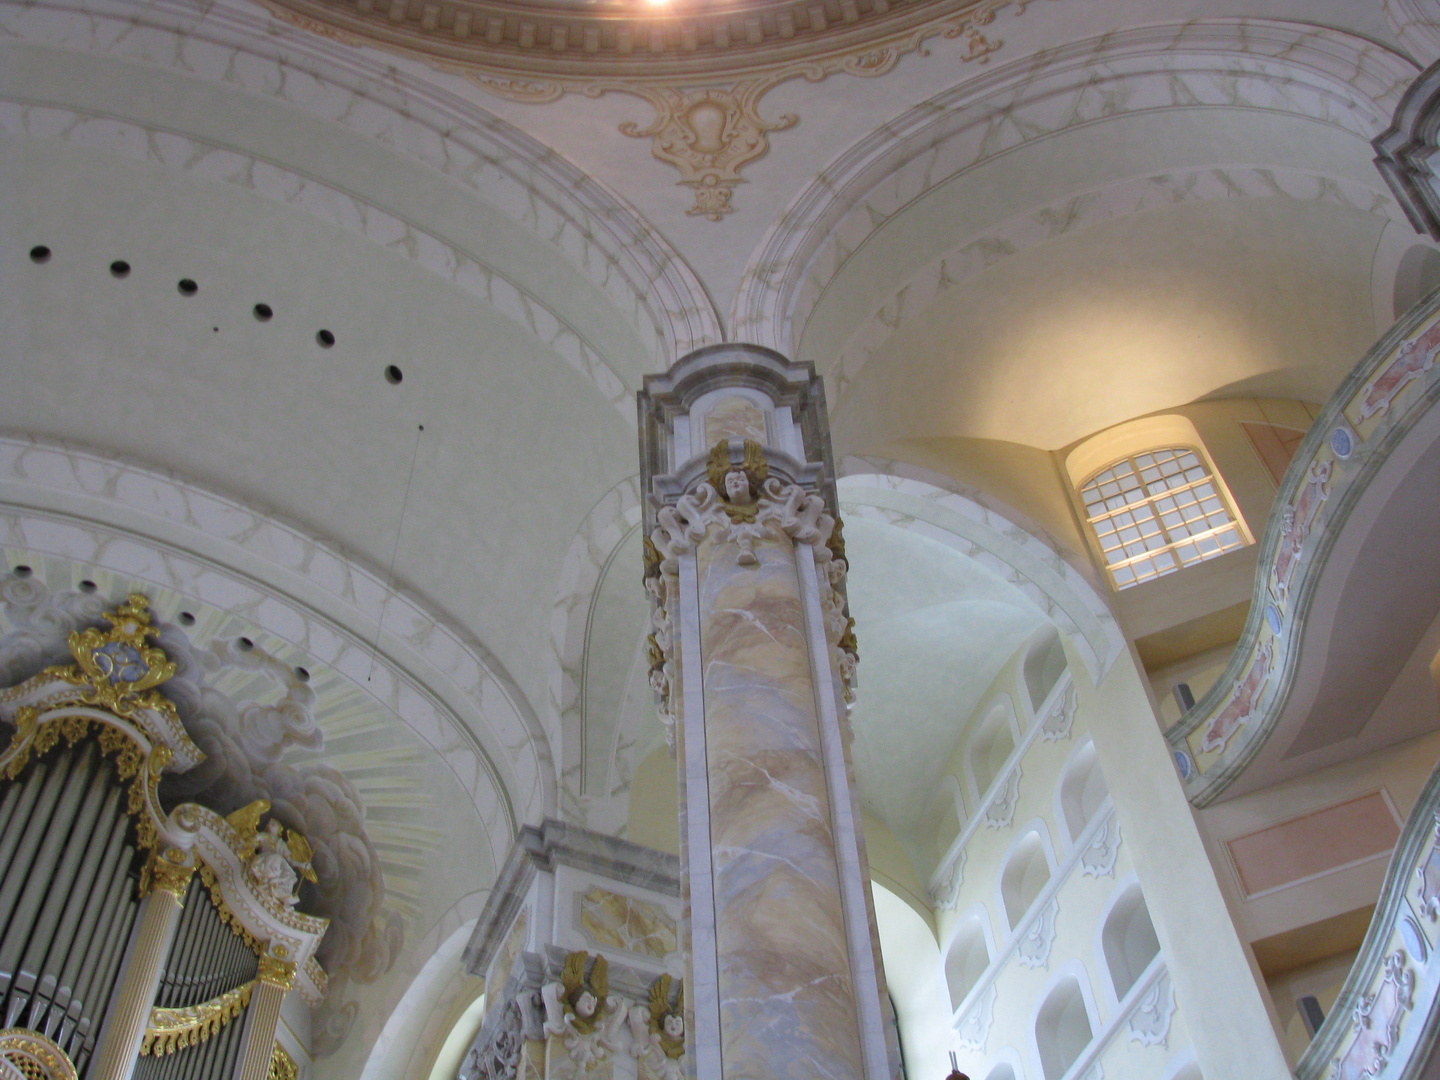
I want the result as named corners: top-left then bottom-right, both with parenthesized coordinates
top-left (1126, 970), bottom-right (1175, 1048)
top-left (1080, 816), bottom-right (1121, 878)
top-left (983, 767), bottom-right (1021, 829)
top-left (955, 982), bottom-right (996, 1052)
top-left (1015, 898), bottom-right (1058, 969)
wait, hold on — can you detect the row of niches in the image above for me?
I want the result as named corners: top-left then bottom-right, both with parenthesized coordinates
top-left (23, 244), bottom-right (342, 351)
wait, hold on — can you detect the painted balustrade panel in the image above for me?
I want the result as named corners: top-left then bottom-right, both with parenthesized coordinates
top-left (1168, 290), bottom-right (1440, 805)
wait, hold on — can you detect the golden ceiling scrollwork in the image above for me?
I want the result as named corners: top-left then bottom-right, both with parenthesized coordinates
top-left (256, 0), bottom-right (1042, 216)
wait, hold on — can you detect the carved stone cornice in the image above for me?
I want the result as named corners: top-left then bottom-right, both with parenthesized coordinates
top-left (257, 0), bottom-right (1033, 215)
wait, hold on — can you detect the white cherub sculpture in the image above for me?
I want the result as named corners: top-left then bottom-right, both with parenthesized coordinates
top-left (627, 974), bottom-right (685, 1080)
top-left (541, 952), bottom-right (628, 1070)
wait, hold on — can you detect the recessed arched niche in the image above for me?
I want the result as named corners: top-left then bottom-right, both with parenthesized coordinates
top-left (983, 1064), bottom-right (1017, 1080)
top-left (969, 703), bottom-right (1017, 800)
top-left (1035, 975), bottom-right (1093, 1080)
top-left (928, 776), bottom-right (965, 864)
top-left (1059, 741), bottom-right (1109, 844)
top-left (945, 914), bottom-right (991, 1011)
top-left (1001, 829), bottom-right (1051, 930)
top-left (1103, 881), bottom-right (1161, 1000)
top-left (1023, 626), bottom-right (1067, 714)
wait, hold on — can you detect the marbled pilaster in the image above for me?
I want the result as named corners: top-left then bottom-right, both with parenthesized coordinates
top-left (698, 530), bottom-right (863, 1080)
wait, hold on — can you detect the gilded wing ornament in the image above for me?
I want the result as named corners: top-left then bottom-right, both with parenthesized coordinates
top-left (591, 954), bottom-right (609, 1001)
top-left (648, 973), bottom-right (672, 1024)
top-left (226, 800), bottom-right (270, 858)
top-left (705, 440), bottom-right (730, 491)
top-left (741, 439), bottom-right (768, 485)
top-left (286, 830), bottom-right (319, 884)
top-left (561, 951), bottom-right (587, 999)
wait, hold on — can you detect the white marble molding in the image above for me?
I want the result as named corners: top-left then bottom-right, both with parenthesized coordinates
top-left (730, 20), bottom-right (1418, 358)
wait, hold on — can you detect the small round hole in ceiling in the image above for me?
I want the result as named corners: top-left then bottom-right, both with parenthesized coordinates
top-left (177, 278), bottom-right (198, 296)
top-left (29, 246), bottom-right (50, 264)
top-left (385, 365), bottom-right (403, 385)
top-left (11, 566), bottom-right (32, 578)
top-left (316, 329), bottom-right (335, 348)
top-left (109, 261), bottom-right (130, 279)
top-left (237, 636), bottom-right (254, 652)
top-left (178, 611), bottom-right (196, 626)
top-left (78, 580), bottom-right (97, 593)
top-left (253, 303), bottom-right (273, 322)
top-left (294, 666), bottom-right (310, 683)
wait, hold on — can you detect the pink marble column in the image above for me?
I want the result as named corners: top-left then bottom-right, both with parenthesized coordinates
top-left (640, 345), bottom-right (893, 1080)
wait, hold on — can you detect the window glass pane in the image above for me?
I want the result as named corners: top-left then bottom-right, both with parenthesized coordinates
top-left (1085, 446), bottom-right (1242, 589)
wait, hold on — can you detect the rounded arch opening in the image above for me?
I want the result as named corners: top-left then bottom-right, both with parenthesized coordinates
top-left (1059, 741), bottom-right (1109, 844)
top-left (1001, 829), bottom-right (1051, 930)
top-left (1023, 627), bottom-right (1067, 714)
top-left (1035, 975), bottom-right (1093, 1080)
top-left (1103, 882), bottom-right (1160, 1001)
top-left (969, 704), bottom-right (1017, 801)
top-left (944, 915), bottom-right (991, 1011)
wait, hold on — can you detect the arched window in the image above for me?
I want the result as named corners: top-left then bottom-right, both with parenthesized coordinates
top-left (1102, 882), bottom-right (1160, 1001)
top-left (969, 704), bottom-right (1016, 801)
top-left (945, 915), bottom-right (991, 1011)
top-left (1035, 975), bottom-right (1093, 1080)
top-left (1059, 742), bottom-right (1108, 845)
top-left (1001, 829), bottom-right (1051, 930)
top-left (1078, 447), bottom-right (1244, 589)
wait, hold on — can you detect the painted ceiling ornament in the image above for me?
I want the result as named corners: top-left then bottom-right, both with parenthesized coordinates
top-left (609, 78), bottom-right (796, 221)
top-left (256, 0), bottom-right (1036, 216)
top-left (227, 799), bottom-right (320, 909)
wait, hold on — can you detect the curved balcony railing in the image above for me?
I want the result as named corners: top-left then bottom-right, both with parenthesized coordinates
top-left (1166, 289), bottom-right (1440, 806)
top-left (1297, 760), bottom-right (1440, 1080)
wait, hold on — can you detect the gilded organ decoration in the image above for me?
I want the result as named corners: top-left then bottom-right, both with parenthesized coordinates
top-left (141, 981), bottom-right (255, 1056)
top-left (0, 1028), bottom-right (78, 1080)
top-left (228, 801), bottom-right (319, 909)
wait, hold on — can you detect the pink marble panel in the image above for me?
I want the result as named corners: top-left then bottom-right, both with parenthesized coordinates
top-left (1227, 792), bottom-right (1400, 896)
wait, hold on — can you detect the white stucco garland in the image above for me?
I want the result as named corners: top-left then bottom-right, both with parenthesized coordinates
top-left (0, 0), bottom-right (722, 370)
top-left (0, 433), bottom-right (554, 837)
top-left (731, 19), bottom-right (1419, 357)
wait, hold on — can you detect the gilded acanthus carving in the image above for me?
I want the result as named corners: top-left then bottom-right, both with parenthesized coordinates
top-left (141, 981), bottom-right (254, 1055)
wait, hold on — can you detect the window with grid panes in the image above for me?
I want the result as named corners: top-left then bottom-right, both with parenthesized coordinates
top-left (1079, 447), bottom-right (1244, 589)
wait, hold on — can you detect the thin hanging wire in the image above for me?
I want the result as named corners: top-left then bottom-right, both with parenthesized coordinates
top-left (368, 423), bottom-right (424, 684)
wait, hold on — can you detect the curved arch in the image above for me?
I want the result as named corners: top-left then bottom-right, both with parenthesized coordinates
top-left (837, 458), bottom-right (1124, 682)
top-left (998, 820), bottom-right (1056, 931)
top-left (830, 166), bottom-right (1405, 408)
top-left (966, 700), bottom-right (1019, 806)
top-left (1029, 963), bottom-right (1100, 1080)
top-left (1170, 289), bottom-right (1440, 804)
top-left (1096, 874), bottom-right (1161, 1006)
top-left (0, 0), bottom-right (720, 371)
top-left (0, 433), bottom-right (553, 831)
top-left (545, 476), bottom-right (645, 825)
top-left (944, 910), bottom-right (994, 1013)
top-left (731, 20), bottom-right (1415, 357)
top-left (977, 1047), bottom-right (1026, 1080)
top-left (1021, 626), bottom-right (1068, 718)
top-left (1056, 739), bottom-right (1109, 849)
